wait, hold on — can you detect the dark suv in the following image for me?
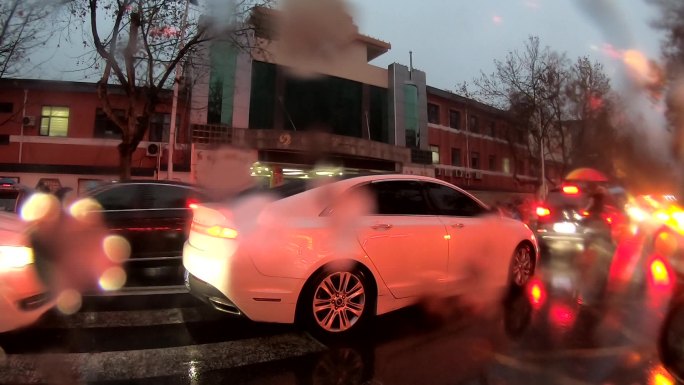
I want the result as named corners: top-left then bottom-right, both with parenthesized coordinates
top-left (87, 180), bottom-right (210, 289)
top-left (532, 184), bottom-right (626, 254)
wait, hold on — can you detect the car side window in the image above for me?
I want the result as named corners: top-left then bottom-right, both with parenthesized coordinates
top-left (368, 181), bottom-right (431, 215)
top-left (142, 185), bottom-right (195, 209)
top-left (425, 182), bottom-right (485, 217)
top-left (93, 185), bottom-right (142, 211)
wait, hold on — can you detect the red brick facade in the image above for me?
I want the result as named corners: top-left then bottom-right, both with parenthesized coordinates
top-left (426, 86), bottom-right (538, 193)
top-left (0, 79), bottom-right (190, 173)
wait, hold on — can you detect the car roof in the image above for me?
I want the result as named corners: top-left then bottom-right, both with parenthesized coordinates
top-left (267, 173), bottom-right (488, 211)
top-left (86, 179), bottom-right (205, 198)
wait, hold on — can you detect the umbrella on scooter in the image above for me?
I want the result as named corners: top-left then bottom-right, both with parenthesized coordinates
top-left (565, 168), bottom-right (609, 182)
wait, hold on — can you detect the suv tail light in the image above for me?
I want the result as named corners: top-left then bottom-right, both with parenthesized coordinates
top-left (536, 206), bottom-right (551, 217)
top-left (187, 198), bottom-right (200, 210)
top-left (562, 185), bottom-right (580, 195)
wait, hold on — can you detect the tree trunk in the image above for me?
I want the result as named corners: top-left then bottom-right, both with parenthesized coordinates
top-left (118, 144), bottom-right (133, 180)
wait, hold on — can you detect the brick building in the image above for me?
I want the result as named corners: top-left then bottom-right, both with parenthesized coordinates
top-left (0, 79), bottom-right (191, 194)
top-left (426, 86), bottom-right (539, 193)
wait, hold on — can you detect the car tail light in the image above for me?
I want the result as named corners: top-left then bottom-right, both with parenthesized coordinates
top-left (536, 206), bottom-right (551, 217)
top-left (191, 222), bottom-right (238, 239)
top-left (187, 198), bottom-right (200, 209)
top-left (562, 185), bottom-right (580, 195)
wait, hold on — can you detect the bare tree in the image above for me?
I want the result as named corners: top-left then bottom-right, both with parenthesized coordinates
top-left (473, 36), bottom-right (572, 188)
top-left (0, 0), bottom-right (52, 79)
top-left (564, 57), bottom-right (616, 172)
top-left (69, 0), bottom-right (269, 179)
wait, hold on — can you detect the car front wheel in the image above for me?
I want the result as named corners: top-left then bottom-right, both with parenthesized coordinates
top-left (303, 268), bottom-right (372, 337)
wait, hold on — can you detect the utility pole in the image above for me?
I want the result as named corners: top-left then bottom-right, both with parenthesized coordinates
top-left (167, 0), bottom-right (191, 180)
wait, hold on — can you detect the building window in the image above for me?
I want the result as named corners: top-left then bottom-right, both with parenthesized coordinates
top-left (428, 103), bottom-right (440, 124)
top-left (94, 108), bottom-right (125, 139)
top-left (488, 121), bottom-right (496, 137)
top-left (430, 145), bottom-right (440, 164)
top-left (451, 148), bottom-right (461, 166)
top-left (488, 155), bottom-right (497, 171)
top-left (404, 84), bottom-right (420, 148)
top-left (40, 106), bottom-right (69, 137)
top-left (0, 103), bottom-right (13, 113)
top-left (471, 151), bottom-right (480, 169)
top-left (469, 115), bottom-right (479, 133)
top-left (517, 159), bottom-right (525, 174)
top-left (502, 158), bottom-right (511, 174)
top-left (449, 110), bottom-right (461, 130)
top-left (517, 129), bottom-right (525, 144)
top-left (149, 113), bottom-right (179, 143)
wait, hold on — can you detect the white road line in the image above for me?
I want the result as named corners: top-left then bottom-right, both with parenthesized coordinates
top-left (35, 307), bottom-right (212, 329)
top-left (0, 333), bottom-right (326, 383)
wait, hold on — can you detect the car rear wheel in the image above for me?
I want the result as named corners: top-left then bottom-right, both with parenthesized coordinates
top-left (302, 268), bottom-right (373, 337)
top-left (510, 243), bottom-right (534, 288)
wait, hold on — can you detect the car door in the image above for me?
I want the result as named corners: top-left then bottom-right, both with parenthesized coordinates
top-left (355, 180), bottom-right (449, 299)
top-left (423, 182), bottom-right (503, 291)
top-left (92, 184), bottom-right (146, 257)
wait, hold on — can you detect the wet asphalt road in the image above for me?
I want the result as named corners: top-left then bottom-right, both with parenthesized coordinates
top-left (0, 235), bottom-right (680, 385)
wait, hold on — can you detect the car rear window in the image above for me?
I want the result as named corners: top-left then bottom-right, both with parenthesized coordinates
top-left (545, 190), bottom-right (589, 209)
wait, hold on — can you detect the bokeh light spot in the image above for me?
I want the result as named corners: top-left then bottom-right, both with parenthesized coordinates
top-left (68, 198), bottom-right (103, 223)
top-left (56, 289), bottom-right (82, 315)
top-left (20, 193), bottom-right (60, 222)
top-left (102, 235), bottom-right (131, 263)
top-left (99, 267), bottom-right (127, 291)
top-left (654, 232), bottom-right (678, 257)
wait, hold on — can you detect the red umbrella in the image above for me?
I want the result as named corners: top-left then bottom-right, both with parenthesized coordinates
top-left (565, 167), bottom-right (608, 182)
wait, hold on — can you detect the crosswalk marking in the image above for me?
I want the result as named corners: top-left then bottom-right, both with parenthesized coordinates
top-left (0, 333), bottom-right (325, 383)
top-left (34, 307), bottom-right (209, 329)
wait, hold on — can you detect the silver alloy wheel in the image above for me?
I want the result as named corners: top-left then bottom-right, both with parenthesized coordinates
top-left (312, 271), bottom-right (366, 333)
top-left (512, 246), bottom-right (533, 286)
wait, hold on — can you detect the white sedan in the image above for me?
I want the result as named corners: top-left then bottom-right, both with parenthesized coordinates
top-left (183, 174), bottom-right (538, 335)
top-left (0, 212), bottom-right (54, 333)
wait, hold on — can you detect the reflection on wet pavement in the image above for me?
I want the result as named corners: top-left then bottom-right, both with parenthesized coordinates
top-left (0, 234), bottom-right (682, 384)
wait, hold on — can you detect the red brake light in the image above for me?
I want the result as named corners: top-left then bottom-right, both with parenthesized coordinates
top-left (187, 198), bottom-right (199, 209)
top-left (536, 206), bottom-right (551, 217)
top-left (1, 183), bottom-right (11, 187)
top-left (562, 185), bottom-right (580, 195)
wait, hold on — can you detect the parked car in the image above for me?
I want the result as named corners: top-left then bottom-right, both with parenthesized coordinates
top-left (0, 179), bottom-right (33, 214)
top-left (183, 174), bottom-right (539, 336)
top-left (0, 212), bottom-right (54, 332)
top-left (85, 180), bottom-right (211, 289)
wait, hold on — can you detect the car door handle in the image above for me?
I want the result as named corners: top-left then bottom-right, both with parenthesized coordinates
top-left (371, 224), bottom-right (393, 230)
top-left (451, 223), bottom-right (465, 229)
